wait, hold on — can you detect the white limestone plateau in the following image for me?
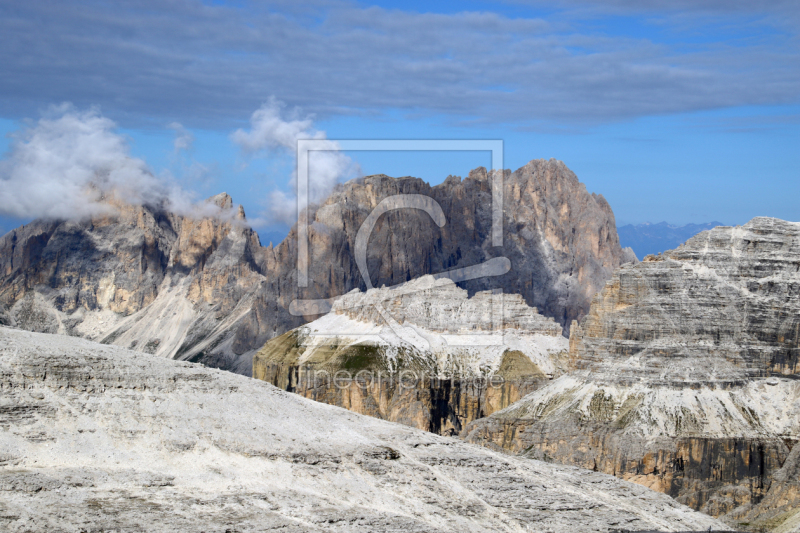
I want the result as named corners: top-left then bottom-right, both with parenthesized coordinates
top-left (301, 275), bottom-right (568, 378)
top-left (465, 217), bottom-right (800, 529)
top-left (253, 276), bottom-right (570, 434)
top-left (0, 326), bottom-right (728, 532)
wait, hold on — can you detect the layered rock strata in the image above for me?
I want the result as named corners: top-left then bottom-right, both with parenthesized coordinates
top-left (0, 326), bottom-right (727, 532)
top-left (254, 275), bottom-right (569, 435)
top-left (465, 217), bottom-right (800, 529)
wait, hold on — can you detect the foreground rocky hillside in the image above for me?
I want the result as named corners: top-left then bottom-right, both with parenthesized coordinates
top-left (254, 275), bottom-right (569, 435)
top-left (0, 159), bottom-right (631, 375)
top-left (0, 326), bottom-right (726, 532)
top-left (465, 217), bottom-right (800, 530)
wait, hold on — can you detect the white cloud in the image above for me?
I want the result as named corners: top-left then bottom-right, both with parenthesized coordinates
top-left (232, 99), bottom-right (359, 225)
top-left (0, 104), bottom-right (205, 221)
top-left (168, 122), bottom-right (194, 152)
top-left (264, 190), bottom-right (297, 228)
top-left (232, 100), bottom-right (320, 153)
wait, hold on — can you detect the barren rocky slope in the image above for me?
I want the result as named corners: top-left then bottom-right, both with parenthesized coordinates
top-left (254, 275), bottom-right (569, 435)
top-left (0, 326), bottom-right (728, 532)
top-left (0, 159), bottom-right (630, 376)
top-left (465, 217), bottom-right (800, 530)
top-left (0, 193), bottom-right (269, 375)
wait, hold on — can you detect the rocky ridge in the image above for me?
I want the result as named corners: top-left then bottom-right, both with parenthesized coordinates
top-left (0, 193), bottom-right (269, 374)
top-left (254, 275), bottom-right (569, 435)
top-left (0, 159), bottom-right (630, 375)
top-left (300, 159), bottom-right (632, 333)
top-left (0, 326), bottom-right (729, 532)
top-left (465, 217), bottom-right (800, 530)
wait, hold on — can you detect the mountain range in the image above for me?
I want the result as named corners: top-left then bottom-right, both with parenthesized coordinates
top-left (618, 221), bottom-right (725, 259)
top-left (0, 159), bottom-right (632, 376)
top-left (1, 157), bottom-right (798, 532)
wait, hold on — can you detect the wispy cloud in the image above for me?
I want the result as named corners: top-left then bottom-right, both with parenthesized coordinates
top-left (688, 112), bottom-right (800, 133)
top-left (232, 99), bottom-right (359, 225)
top-left (0, 2), bottom-right (796, 127)
top-left (168, 122), bottom-right (194, 153)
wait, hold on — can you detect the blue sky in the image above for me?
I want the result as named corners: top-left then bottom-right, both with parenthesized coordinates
top-left (0, 0), bottom-right (798, 239)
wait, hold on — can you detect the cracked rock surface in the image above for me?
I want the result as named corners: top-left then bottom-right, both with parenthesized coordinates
top-left (465, 217), bottom-right (800, 529)
top-left (254, 275), bottom-right (569, 435)
top-left (0, 326), bottom-right (724, 532)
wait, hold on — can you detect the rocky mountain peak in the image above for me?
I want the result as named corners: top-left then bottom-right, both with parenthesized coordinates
top-left (206, 192), bottom-right (234, 210)
top-left (571, 216), bottom-right (800, 382)
top-left (0, 192), bottom-right (268, 373)
top-left (254, 273), bottom-right (567, 434)
top-left (466, 166), bottom-right (490, 181)
top-left (329, 274), bottom-right (563, 338)
top-left (302, 158), bottom-right (629, 332)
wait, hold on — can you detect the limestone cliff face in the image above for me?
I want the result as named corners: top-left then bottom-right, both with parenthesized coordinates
top-left (729, 443), bottom-right (800, 532)
top-left (298, 159), bottom-right (629, 332)
top-left (0, 159), bottom-right (628, 375)
top-left (571, 216), bottom-right (800, 379)
top-left (253, 275), bottom-right (569, 435)
top-left (0, 193), bottom-right (269, 374)
top-left (465, 217), bottom-right (800, 529)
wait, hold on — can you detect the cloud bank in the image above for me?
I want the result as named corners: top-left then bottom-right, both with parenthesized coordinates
top-left (233, 100), bottom-right (359, 225)
top-left (0, 2), bottom-right (796, 127)
top-left (0, 105), bottom-right (200, 221)
top-left (0, 102), bottom-right (357, 227)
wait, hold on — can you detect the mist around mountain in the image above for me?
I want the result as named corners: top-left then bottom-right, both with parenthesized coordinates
top-left (0, 159), bottom-right (627, 376)
top-left (617, 221), bottom-right (725, 259)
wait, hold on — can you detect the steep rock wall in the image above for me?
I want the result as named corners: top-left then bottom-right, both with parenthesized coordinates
top-left (296, 159), bottom-right (629, 332)
top-left (253, 276), bottom-right (569, 435)
top-left (0, 194), bottom-right (269, 374)
top-left (465, 218), bottom-right (800, 528)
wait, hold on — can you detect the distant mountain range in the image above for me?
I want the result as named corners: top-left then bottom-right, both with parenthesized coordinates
top-left (617, 221), bottom-right (725, 259)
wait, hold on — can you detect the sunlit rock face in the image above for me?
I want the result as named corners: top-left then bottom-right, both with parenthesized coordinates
top-left (0, 159), bottom-right (629, 375)
top-left (465, 218), bottom-right (800, 529)
top-left (254, 275), bottom-right (569, 435)
top-left (0, 326), bottom-right (728, 532)
top-left (298, 158), bottom-right (630, 334)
